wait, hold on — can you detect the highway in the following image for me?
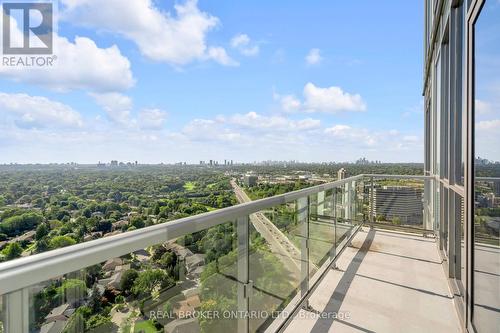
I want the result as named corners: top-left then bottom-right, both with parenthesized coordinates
top-left (231, 179), bottom-right (308, 280)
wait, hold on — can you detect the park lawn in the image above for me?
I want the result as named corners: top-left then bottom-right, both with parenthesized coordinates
top-left (183, 181), bottom-right (196, 191)
top-left (134, 320), bottom-right (158, 333)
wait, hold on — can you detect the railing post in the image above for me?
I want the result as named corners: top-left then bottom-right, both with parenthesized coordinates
top-left (331, 188), bottom-right (337, 267)
top-left (346, 181), bottom-right (352, 221)
top-left (317, 191), bottom-right (325, 217)
top-left (4, 288), bottom-right (29, 333)
top-left (370, 176), bottom-right (375, 225)
top-left (297, 197), bottom-right (309, 303)
top-left (237, 216), bottom-right (250, 333)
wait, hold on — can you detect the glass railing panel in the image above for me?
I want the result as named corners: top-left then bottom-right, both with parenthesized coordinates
top-left (308, 190), bottom-right (335, 277)
top-left (355, 179), bottom-right (366, 223)
top-left (0, 175), bottom-right (372, 333)
top-left (0, 294), bottom-right (5, 333)
top-left (473, 178), bottom-right (500, 331)
top-left (1, 220), bottom-right (239, 333)
top-left (248, 199), bottom-right (303, 332)
top-left (368, 177), bottom-right (427, 232)
top-left (336, 182), bottom-right (355, 248)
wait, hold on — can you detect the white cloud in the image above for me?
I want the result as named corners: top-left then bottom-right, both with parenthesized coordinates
top-left (403, 135), bottom-right (419, 142)
top-left (0, 12), bottom-right (134, 92)
top-left (477, 119), bottom-right (500, 130)
top-left (324, 124), bottom-right (353, 136)
top-left (274, 93), bottom-right (302, 113)
top-left (475, 99), bottom-right (494, 115)
top-left (0, 92), bottom-right (83, 129)
top-left (0, 106), bottom-right (426, 163)
top-left (61, 0), bottom-right (235, 66)
top-left (225, 112), bottom-right (320, 131)
top-left (303, 83), bottom-right (367, 113)
top-left (230, 34), bottom-right (260, 56)
top-left (90, 93), bottom-right (133, 125)
top-left (275, 83), bottom-right (366, 114)
top-left (179, 112), bottom-right (321, 147)
top-left (476, 119), bottom-right (500, 160)
top-left (324, 124), bottom-right (420, 150)
top-left (90, 94), bottom-right (168, 129)
top-left (138, 108), bottom-right (168, 130)
top-left (207, 47), bottom-right (239, 66)
top-left (305, 48), bottom-right (323, 65)
top-left (182, 119), bottom-right (241, 142)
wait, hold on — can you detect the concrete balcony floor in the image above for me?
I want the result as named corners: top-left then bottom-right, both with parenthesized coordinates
top-left (284, 227), bottom-right (461, 333)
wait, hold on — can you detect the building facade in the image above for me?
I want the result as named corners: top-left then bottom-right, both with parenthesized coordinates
top-left (244, 175), bottom-right (258, 187)
top-left (370, 186), bottom-right (423, 225)
top-left (424, 0), bottom-right (499, 331)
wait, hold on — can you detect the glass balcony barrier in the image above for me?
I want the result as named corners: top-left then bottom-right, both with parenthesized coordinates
top-left (364, 175), bottom-right (434, 236)
top-left (473, 177), bottom-right (500, 332)
top-left (0, 174), bottom-right (431, 333)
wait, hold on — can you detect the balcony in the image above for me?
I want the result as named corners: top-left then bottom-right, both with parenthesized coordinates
top-left (0, 174), bottom-right (466, 333)
top-left (282, 228), bottom-right (460, 333)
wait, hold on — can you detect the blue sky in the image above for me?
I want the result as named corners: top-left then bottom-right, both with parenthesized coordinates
top-left (475, 0), bottom-right (500, 161)
top-left (0, 0), bottom-right (429, 164)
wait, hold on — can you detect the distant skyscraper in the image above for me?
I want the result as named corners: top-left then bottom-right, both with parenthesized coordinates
top-left (337, 168), bottom-right (347, 180)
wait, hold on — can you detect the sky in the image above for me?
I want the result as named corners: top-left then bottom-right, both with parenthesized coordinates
top-left (0, 0), bottom-right (429, 164)
top-left (475, 0), bottom-right (500, 162)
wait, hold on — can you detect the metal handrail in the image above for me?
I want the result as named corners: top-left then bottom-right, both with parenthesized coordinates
top-left (0, 174), bottom-right (430, 295)
top-left (476, 177), bottom-right (500, 181)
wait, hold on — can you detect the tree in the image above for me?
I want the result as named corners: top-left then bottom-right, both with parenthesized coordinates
top-left (120, 269), bottom-right (139, 293)
top-left (95, 219), bottom-right (112, 233)
top-left (49, 235), bottom-right (76, 249)
top-left (57, 279), bottom-right (87, 304)
top-left (35, 223), bottom-right (49, 240)
top-left (62, 312), bottom-right (85, 333)
top-left (36, 238), bottom-right (49, 253)
top-left (130, 216), bottom-right (145, 229)
top-left (3, 242), bottom-right (23, 260)
top-left (132, 269), bottom-right (173, 297)
top-left (86, 314), bottom-right (112, 330)
top-left (151, 245), bottom-right (168, 261)
top-left (0, 212), bottom-right (43, 236)
top-left (88, 285), bottom-right (103, 313)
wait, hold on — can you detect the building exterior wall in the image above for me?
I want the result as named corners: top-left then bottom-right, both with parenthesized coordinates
top-left (424, 1), bottom-right (499, 332)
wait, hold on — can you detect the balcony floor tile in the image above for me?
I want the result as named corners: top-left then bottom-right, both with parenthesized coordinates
top-left (284, 228), bottom-right (461, 333)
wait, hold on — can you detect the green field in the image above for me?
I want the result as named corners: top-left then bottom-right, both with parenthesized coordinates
top-left (183, 181), bottom-right (196, 191)
top-left (134, 320), bottom-right (158, 333)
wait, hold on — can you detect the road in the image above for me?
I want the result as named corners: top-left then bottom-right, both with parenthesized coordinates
top-left (231, 180), bottom-right (308, 280)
